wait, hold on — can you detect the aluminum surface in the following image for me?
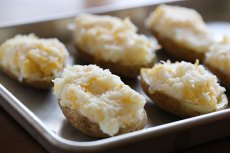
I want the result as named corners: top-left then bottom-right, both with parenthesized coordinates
top-left (0, 0), bottom-right (230, 152)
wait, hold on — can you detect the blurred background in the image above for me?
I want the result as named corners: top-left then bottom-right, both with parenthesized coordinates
top-left (0, 0), bottom-right (148, 24)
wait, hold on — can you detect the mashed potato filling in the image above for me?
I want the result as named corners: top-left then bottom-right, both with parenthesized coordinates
top-left (0, 34), bottom-right (69, 81)
top-left (142, 61), bottom-right (225, 113)
top-left (205, 43), bottom-right (230, 74)
top-left (145, 5), bottom-right (215, 53)
top-left (53, 65), bottom-right (146, 136)
top-left (74, 14), bottom-right (159, 65)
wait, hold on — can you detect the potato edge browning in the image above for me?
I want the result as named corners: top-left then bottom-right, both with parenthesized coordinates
top-left (140, 72), bottom-right (228, 118)
top-left (0, 64), bottom-right (52, 89)
top-left (76, 46), bottom-right (156, 78)
top-left (152, 30), bottom-right (204, 62)
top-left (58, 100), bottom-right (147, 138)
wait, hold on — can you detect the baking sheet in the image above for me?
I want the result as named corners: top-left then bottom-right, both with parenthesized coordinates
top-left (1, 0), bottom-right (230, 152)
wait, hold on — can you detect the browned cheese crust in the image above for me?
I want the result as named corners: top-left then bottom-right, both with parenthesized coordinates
top-left (59, 101), bottom-right (147, 138)
top-left (76, 47), bottom-right (156, 78)
top-left (140, 74), bottom-right (227, 118)
top-left (205, 62), bottom-right (230, 89)
top-left (152, 30), bottom-right (204, 62)
top-left (0, 65), bottom-right (53, 89)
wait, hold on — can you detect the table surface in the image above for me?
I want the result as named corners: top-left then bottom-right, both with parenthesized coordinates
top-left (1, 0), bottom-right (230, 153)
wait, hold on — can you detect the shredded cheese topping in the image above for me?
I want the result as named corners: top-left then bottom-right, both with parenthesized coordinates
top-left (53, 65), bottom-right (146, 136)
top-left (145, 5), bottom-right (215, 53)
top-left (74, 14), bottom-right (160, 65)
top-left (0, 34), bottom-right (69, 81)
top-left (141, 61), bottom-right (225, 112)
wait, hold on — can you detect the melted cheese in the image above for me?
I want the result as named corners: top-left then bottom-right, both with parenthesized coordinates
top-left (0, 34), bottom-right (69, 81)
top-left (74, 14), bottom-right (160, 65)
top-left (53, 65), bottom-right (146, 136)
top-left (145, 5), bottom-right (215, 53)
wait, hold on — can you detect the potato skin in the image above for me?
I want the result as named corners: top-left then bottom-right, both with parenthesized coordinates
top-left (205, 62), bottom-right (230, 89)
top-left (140, 74), bottom-right (228, 118)
top-left (59, 101), bottom-right (147, 138)
top-left (152, 30), bottom-right (204, 62)
top-left (76, 47), bottom-right (156, 78)
top-left (0, 65), bottom-right (52, 89)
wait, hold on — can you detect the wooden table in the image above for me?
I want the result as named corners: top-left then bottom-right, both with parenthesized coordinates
top-left (1, 0), bottom-right (230, 152)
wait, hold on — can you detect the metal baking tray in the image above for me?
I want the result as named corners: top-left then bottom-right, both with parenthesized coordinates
top-left (1, 0), bottom-right (230, 152)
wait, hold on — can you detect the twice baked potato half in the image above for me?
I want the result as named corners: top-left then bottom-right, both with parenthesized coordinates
top-left (74, 14), bottom-right (160, 77)
top-left (140, 60), bottom-right (228, 118)
top-left (145, 5), bottom-right (216, 62)
top-left (53, 65), bottom-right (147, 138)
top-left (205, 42), bottom-right (230, 89)
top-left (0, 34), bottom-right (69, 89)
